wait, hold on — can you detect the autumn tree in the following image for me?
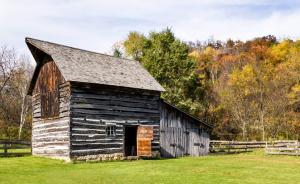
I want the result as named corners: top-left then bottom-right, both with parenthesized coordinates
top-left (121, 30), bottom-right (300, 140)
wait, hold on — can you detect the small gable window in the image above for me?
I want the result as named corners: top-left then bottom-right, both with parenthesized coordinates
top-left (106, 125), bottom-right (116, 137)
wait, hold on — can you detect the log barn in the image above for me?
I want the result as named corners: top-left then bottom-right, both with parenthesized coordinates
top-left (26, 37), bottom-right (211, 161)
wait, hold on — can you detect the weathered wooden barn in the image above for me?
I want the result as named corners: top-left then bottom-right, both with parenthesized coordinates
top-left (26, 37), bottom-right (211, 161)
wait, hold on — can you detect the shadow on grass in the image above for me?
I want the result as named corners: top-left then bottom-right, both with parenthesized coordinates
top-left (209, 150), bottom-right (253, 156)
top-left (0, 153), bottom-right (31, 158)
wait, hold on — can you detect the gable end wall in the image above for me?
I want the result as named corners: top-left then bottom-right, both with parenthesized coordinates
top-left (31, 59), bottom-right (71, 161)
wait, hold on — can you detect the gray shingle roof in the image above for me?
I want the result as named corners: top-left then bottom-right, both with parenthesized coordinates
top-left (26, 37), bottom-right (165, 94)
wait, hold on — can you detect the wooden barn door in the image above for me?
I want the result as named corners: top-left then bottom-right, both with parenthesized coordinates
top-left (202, 131), bottom-right (210, 155)
top-left (188, 128), bottom-right (206, 156)
top-left (137, 126), bottom-right (153, 157)
top-left (160, 127), bottom-right (188, 158)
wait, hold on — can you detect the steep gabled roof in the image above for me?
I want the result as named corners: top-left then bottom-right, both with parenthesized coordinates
top-left (26, 37), bottom-right (165, 95)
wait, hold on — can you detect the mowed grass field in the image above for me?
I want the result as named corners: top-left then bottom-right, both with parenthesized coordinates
top-left (0, 151), bottom-right (299, 184)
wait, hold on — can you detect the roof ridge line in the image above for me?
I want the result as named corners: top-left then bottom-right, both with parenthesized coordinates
top-left (25, 37), bottom-right (136, 63)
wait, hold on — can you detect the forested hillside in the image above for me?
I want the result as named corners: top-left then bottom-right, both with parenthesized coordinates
top-left (121, 29), bottom-right (300, 141)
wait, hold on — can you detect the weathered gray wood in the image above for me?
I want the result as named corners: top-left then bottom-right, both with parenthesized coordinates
top-left (71, 109), bottom-right (159, 118)
top-left (72, 97), bottom-right (158, 109)
top-left (31, 76), bottom-right (212, 160)
top-left (160, 101), bottom-right (210, 157)
top-left (71, 103), bottom-right (159, 114)
top-left (69, 85), bottom-right (161, 158)
top-left (210, 140), bottom-right (299, 154)
top-left (71, 93), bottom-right (159, 105)
top-left (265, 141), bottom-right (299, 156)
top-left (160, 127), bottom-right (187, 158)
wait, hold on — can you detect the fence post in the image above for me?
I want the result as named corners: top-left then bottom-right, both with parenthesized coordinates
top-left (297, 141), bottom-right (299, 156)
top-left (227, 141), bottom-right (230, 153)
top-left (4, 141), bottom-right (7, 157)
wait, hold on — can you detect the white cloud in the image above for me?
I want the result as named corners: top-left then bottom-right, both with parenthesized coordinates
top-left (174, 7), bottom-right (300, 42)
top-left (0, 0), bottom-right (299, 62)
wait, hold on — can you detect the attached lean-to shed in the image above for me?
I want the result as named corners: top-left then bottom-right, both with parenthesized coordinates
top-left (26, 37), bottom-right (211, 161)
top-left (160, 101), bottom-right (211, 157)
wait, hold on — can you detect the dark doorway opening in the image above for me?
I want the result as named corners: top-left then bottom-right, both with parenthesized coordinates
top-left (124, 126), bottom-right (137, 156)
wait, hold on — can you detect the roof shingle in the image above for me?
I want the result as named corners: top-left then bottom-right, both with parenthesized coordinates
top-left (26, 37), bottom-right (165, 94)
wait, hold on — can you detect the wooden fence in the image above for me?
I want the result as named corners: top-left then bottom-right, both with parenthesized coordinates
top-left (265, 140), bottom-right (300, 156)
top-left (210, 140), bottom-right (299, 154)
top-left (0, 139), bottom-right (31, 157)
top-left (210, 140), bottom-right (266, 153)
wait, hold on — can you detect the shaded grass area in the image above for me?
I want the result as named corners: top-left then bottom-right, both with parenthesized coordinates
top-left (0, 148), bottom-right (31, 157)
top-left (0, 151), bottom-right (299, 184)
top-left (2, 148), bottom-right (31, 153)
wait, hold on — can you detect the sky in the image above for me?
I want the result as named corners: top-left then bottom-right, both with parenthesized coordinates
top-left (1, 0), bottom-right (300, 59)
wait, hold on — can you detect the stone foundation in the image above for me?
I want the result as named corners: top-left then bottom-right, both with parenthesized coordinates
top-left (72, 153), bottom-right (124, 161)
top-left (152, 151), bottom-right (161, 158)
top-left (72, 151), bottom-right (161, 162)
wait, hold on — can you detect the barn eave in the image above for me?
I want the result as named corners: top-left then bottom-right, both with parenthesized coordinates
top-left (162, 100), bottom-right (213, 129)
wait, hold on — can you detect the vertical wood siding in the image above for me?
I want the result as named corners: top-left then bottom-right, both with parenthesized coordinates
top-left (69, 83), bottom-right (161, 158)
top-left (34, 58), bottom-right (65, 118)
top-left (160, 102), bottom-right (211, 157)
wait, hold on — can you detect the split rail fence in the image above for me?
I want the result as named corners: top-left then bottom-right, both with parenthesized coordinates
top-left (0, 139), bottom-right (31, 157)
top-left (265, 140), bottom-right (300, 156)
top-left (210, 140), bottom-right (266, 153)
top-left (210, 140), bottom-right (300, 155)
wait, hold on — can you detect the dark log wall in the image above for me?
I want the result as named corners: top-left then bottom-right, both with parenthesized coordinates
top-left (69, 83), bottom-right (160, 159)
top-left (32, 58), bottom-right (70, 160)
top-left (160, 102), bottom-right (210, 157)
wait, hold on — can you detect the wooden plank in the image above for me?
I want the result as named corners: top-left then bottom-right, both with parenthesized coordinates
top-left (266, 147), bottom-right (300, 151)
top-left (137, 126), bottom-right (153, 157)
top-left (71, 87), bottom-right (160, 100)
top-left (72, 97), bottom-right (159, 110)
top-left (71, 93), bottom-right (159, 105)
top-left (72, 108), bottom-right (159, 117)
top-left (71, 103), bottom-right (159, 114)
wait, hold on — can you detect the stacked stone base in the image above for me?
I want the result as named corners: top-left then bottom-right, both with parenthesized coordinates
top-left (72, 151), bottom-right (161, 162)
top-left (72, 153), bottom-right (124, 161)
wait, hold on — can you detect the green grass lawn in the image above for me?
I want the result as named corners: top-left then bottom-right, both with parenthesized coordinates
top-left (0, 151), bottom-right (299, 184)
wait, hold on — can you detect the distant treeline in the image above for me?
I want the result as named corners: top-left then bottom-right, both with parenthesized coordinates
top-left (120, 29), bottom-right (300, 141)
